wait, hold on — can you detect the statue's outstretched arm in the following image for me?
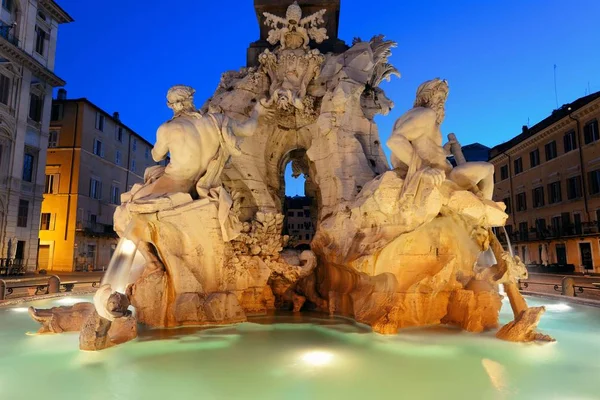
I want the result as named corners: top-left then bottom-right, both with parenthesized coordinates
top-left (229, 102), bottom-right (274, 137)
top-left (151, 125), bottom-right (170, 162)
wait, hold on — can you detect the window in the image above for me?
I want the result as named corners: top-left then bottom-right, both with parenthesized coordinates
top-left (516, 192), bottom-right (527, 211)
top-left (22, 153), bottom-right (34, 182)
top-left (574, 213), bottom-right (582, 235)
top-left (93, 139), bottom-right (104, 157)
top-left (115, 126), bottom-right (123, 142)
top-left (548, 181), bottom-right (562, 203)
top-left (567, 176), bottom-right (582, 200)
top-left (551, 216), bottom-right (561, 234)
top-left (500, 164), bottom-right (508, 181)
top-left (95, 112), bottom-right (105, 131)
top-left (532, 187), bottom-right (544, 208)
top-left (563, 130), bottom-right (577, 153)
top-left (518, 221), bottom-right (528, 241)
top-left (132, 138), bottom-right (137, 152)
top-left (297, 211), bottom-right (303, 217)
top-left (584, 119), bottom-right (599, 144)
top-left (145, 147), bottom-right (150, 159)
top-left (545, 141), bottom-right (557, 161)
top-left (535, 218), bottom-right (547, 234)
top-left (90, 178), bottom-right (102, 200)
top-left (131, 159), bottom-right (136, 173)
top-left (514, 157), bottom-right (523, 175)
top-left (529, 149), bottom-right (540, 168)
top-left (110, 185), bottom-right (120, 205)
top-left (48, 130), bottom-right (58, 148)
top-left (588, 169), bottom-right (600, 195)
top-left (51, 104), bottom-right (63, 121)
top-left (304, 209), bottom-right (310, 217)
top-left (40, 213), bottom-right (51, 230)
top-left (287, 211), bottom-right (294, 217)
top-left (17, 199), bottom-right (28, 227)
top-left (29, 93), bottom-right (43, 122)
top-left (115, 150), bottom-right (121, 166)
top-left (503, 197), bottom-right (512, 214)
top-left (44, 174), bottom-right (58, 194)
top-left (2, 0), bottom-right (13, 12)
top-left (34, 26), bottom-right (47, 55)
top-left (0, 73), bottom-right (10, 105)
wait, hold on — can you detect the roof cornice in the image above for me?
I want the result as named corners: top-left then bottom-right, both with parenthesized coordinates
top-left (0, 37), bottom-right (66, 86)
top-left (38, 0), bottom-right (74, 24)
top-left (490, 97), bottom-right (600, 162)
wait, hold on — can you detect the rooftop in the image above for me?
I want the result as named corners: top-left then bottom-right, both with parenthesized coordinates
top-left (52, 97), bottom-right (155, 149)
top-left (489, 91), bottom-right (600, 159)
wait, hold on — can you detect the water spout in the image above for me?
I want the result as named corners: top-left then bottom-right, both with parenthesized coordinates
top-left (94, 222), bottom-right (146, 318)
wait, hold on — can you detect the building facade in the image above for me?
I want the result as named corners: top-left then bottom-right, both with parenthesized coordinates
top-left (39, 94), bottom-right (164, 271)
top-left (0, 0), bottom-right (72, 272)
top-left (490, 91), bottom-right (600, 273)
top-left (283, 196), bottom-right (314, 249)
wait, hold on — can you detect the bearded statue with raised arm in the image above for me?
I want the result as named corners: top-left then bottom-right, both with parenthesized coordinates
top-left (387, 78), bottom-right (494, 200)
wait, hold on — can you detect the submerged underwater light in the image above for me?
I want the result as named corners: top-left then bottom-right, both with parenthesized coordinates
top-left (545, 303), bottom-right (572, 312)
top-left (301, 350), bottom-right (334, 366)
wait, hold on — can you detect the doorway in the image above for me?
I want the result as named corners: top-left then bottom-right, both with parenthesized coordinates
top-left (556, 244), bottom-right (567, 265)
top-left (579, 242), bottom-right (593, 270)
top-left (38, 245), bottom-right (50, 270)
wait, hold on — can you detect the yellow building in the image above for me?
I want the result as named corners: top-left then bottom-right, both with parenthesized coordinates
top-left (490, 91), bottom-right (600, 273)
top-left (39, 91), bottom-right (164, 271)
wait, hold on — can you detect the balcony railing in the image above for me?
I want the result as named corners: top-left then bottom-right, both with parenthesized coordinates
top-left (511, 222), bottom-right (600, 243)
top-left (0, 24), bottom-right (19, 47)
top-left (76, 221), bottom-right (117, 237)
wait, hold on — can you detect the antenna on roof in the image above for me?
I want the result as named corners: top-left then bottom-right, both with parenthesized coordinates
top-left (553, 64), bottom-right (559, 109)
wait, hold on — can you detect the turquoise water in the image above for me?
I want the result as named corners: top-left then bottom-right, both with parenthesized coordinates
top-left (0, 296), bottom-right (598, 400)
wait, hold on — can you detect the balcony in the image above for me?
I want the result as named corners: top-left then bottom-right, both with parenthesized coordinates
top-left (511, 222), bottom-right (600, 243)
top-left (0, 24), bottom-right (19, 48)
top-left (76, 221), bottom-right (117, 238)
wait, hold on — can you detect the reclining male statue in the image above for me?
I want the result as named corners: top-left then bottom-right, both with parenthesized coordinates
top-left (387, 78), bottom-right (494, 200)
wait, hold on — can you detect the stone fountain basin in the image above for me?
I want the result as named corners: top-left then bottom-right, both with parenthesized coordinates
top-left (0, 295), bottom-right (598, 399)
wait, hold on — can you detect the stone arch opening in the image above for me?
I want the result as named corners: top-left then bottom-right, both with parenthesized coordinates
top-left (278, 148), bottom-right (318, 249)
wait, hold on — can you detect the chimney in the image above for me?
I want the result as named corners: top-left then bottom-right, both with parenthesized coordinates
top-left (57, 88), bottom-right (67, 100)
top-left (522, 125), bottom-right (529, 134)
top-left (113, 112), bottom-right (120, 121)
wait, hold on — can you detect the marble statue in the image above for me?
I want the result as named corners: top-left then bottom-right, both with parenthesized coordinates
top-left (29, 0), bottom-right (551, 351)
top-left (131, 85), bottom-right (270, 201)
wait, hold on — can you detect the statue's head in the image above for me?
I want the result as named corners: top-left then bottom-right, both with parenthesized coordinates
top-left (361, 87), bottom-right (394, 119)
top-left (414, 78), bottom-right (449, 125)
top-left (167, 85), bottom-right (196, 115)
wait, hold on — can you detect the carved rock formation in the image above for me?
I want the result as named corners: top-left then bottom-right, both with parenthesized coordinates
top-left (496, 307), bottom-right (555, 342)
top-left (29, 303), bottom-right (96, 334)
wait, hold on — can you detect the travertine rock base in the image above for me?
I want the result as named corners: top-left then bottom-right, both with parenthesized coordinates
top-left (79, 311), bottom-right (138, 351)
top-left (443, 290), bottom-right (502, 332)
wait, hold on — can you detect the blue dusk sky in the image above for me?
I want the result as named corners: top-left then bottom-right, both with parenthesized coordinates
top-left (54, 0), bottom-right (600, 196)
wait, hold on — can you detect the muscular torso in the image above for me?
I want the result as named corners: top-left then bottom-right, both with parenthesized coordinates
top-left (390, 107), bottom-right (449, 171)
top-left (155, 114), bottom-right (222, 181)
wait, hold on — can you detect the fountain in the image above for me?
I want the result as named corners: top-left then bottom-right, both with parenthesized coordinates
top-left (7, 2), bottom-right (600, 397)
top-left (24, 0), bottom-right (555, 351)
